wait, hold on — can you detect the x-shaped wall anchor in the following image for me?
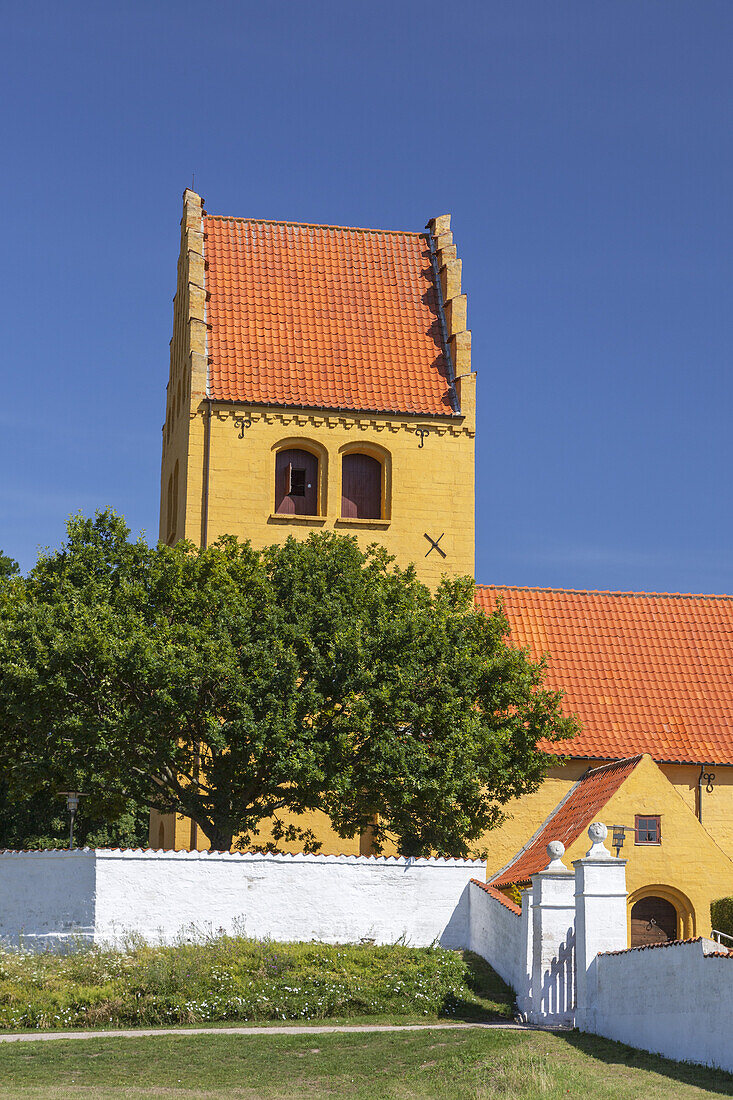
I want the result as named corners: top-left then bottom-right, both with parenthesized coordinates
top-left (424, 532), bottom-right (446, 558)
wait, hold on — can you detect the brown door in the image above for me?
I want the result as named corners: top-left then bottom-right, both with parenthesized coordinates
top-left (275, 449), bottom-right (318, 515)
top-left (341, 453), bottom-right (381, 519)
top-left (630, 896), bottom-right (678, 947)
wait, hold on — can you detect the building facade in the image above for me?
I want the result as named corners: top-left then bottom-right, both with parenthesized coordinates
top-left (152, 189), bottom-right (733, 942)
top-left (152, 189), bottom-right (476, 853)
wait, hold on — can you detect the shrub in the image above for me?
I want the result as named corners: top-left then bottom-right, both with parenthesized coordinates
top-left (0, 935), bottom-right (514, 1030)
top-left (710, 897), bottom-right (733, 942)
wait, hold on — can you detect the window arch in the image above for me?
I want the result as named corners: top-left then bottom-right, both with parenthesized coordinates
top-left (275, 447), bottom-right (319, 515)
top-left (166, 460), bottom-right (179, 544)
top-left (341, 452), bottom-right (382, 519)
top-left (627, 884), bottom-right (696, 942)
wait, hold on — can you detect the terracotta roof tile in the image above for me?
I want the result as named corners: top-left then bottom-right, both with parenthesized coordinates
top-left (203, 216), bottom-right (456, 417)
top-left (475, 586), bottom-right (733, 766)
top-left (490, 757), bottom-right (641, 888)
top-left (471, 878), bottom-right (522, 915)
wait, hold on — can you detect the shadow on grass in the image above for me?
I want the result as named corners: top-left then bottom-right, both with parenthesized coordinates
top-left (560, 1029), bottom-right (733, 1095)
top-left (439, 951), bottom-right (515, 1021)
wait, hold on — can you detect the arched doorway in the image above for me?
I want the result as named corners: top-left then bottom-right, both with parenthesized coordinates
top-left (630, 895), bottom-right (678, 946)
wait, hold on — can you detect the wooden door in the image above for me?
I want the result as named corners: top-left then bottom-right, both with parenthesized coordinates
top-left (341, 453), bottom-right (381, 519)
top-left (630, 896), bottom-right (678, 947)
top-left (275, 449), bottom-right (318, 515)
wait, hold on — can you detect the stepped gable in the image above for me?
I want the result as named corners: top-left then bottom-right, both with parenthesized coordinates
top-left (490, 757), bottom-right (642, 889)
top-left (476, 585), bottom-right (733, 766)
top-left (203, 214), bottom-right (459, 417)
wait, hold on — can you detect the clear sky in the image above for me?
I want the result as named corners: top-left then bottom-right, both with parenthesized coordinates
top-left (2, 2), bottom-right (732, 592)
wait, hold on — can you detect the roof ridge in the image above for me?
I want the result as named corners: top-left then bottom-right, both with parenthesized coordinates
top-left (203, 213), bottom-right (424, 237)
top-left (476, 583), bottom-right (733, 601)
top-left (583, 755), bottom-right (644, 778)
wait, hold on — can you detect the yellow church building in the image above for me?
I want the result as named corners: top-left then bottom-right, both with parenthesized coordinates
top-left (151, 188), bottom-right (733, 945)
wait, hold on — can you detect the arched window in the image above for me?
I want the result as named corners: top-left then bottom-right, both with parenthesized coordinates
top-left (341, 453), bottom-right (382, 519)
top-left (275, 448), bottom-right (319, 515)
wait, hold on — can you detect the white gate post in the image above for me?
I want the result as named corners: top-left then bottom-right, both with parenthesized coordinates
top-left (527, 841), bottom-right (576, 1026)
top-left (573, 822), bottom-right (628, 1032)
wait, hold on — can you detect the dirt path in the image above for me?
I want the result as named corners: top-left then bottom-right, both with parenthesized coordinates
top-left (0, 1020), bottom-right (535, 1044)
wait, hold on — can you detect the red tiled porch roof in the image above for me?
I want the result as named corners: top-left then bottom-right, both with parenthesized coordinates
top-left (490, 757), bottom-right (641, 888)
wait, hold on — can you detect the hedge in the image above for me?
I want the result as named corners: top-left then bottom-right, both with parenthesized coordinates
top-left (710, 896), bottom-right (733, 941)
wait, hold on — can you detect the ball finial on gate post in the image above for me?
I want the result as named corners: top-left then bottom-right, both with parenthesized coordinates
top-left (546, 840), bottom-right (567, 870)
top-left (586, 821), bottom-right (611, 858)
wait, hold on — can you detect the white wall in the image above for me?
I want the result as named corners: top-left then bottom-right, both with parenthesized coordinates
top-left (0, 849), bottom-right (481, 950)
top-left (0, 850), bottom-right (97, 949)
top-left (590, 938), bottom-right (733, 1075)
top-left (468, 880), bottom-right (525, 999)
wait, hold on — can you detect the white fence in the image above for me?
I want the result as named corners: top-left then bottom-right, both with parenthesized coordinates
top-left (0, 849), bottom-right (480, 950)
top-left (468, 880), bottom-right (528, 998)
top-left (591, 938), bottom-right (733, 1073)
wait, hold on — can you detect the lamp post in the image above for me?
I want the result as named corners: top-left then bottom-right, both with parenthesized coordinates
top-left (58, 792), bottom-right (85, 849)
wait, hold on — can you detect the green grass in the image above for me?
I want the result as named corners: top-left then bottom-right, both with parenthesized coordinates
top-left (0, 937), bottom-right (513, 1030)
top-left (0, 1028), bottom-right (731, 1099)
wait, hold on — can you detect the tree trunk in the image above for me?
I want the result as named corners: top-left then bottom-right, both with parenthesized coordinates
top-left (199, 820), bottom-right (234, 852)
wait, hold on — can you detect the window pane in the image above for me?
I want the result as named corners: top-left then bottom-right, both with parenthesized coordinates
top-left (635, 815), bottom-right (660, 843)
top-left (275, 449), bottom-right (318, 515)
top-left (289, 468), bottom-right (306, 496)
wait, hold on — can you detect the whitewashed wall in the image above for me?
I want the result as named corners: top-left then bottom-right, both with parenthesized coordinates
top-left (0, 851), bottom-right (96, 948)
top-left (0, 849), bottom-right (481, 950)
top-left (591, 938), bottom-right (733, 1075)
top-left (468, 880), bottom-right (526, 999)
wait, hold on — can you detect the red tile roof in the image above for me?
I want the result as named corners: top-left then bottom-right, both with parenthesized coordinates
top-left (475, 586), bottom-right (733, 766)
top-left (471, 878), bottom-right (522, 915)
top-left (203, 216), bottom-right (456, 417)
top-left (490, 757), bottom-right (641, 888)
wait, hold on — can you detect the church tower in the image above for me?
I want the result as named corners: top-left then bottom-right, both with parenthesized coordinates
top-left (153, 189), bottom-right (476, 852)
top-left (160, 190), bottom-right (476, 587)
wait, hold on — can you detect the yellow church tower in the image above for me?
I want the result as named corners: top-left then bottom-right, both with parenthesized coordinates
top-left (152, 188), bottom-right (476, 851)
top-left (160, 189), bottom-right (475, 586)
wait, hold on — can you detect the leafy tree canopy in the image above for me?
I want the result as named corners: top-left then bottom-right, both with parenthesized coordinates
top-left (0, 553), bottom-right (19, 581)
top-left (0, 511), bottom-right (576, 855)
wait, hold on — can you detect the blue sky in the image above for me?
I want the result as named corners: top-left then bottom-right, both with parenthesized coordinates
top-left (2, 2), bottom-right (733, 592)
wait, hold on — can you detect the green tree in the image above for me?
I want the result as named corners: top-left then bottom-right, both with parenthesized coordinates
top-left (0, 552), bottom-right (19, 581)
top-left (0, 511), bottom-right (576, 855)
top-left (0, 782), bottom-right (149, 850)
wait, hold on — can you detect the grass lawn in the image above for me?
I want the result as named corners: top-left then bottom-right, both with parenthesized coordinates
top-left (0, 1029), bottom-right (731, 1099)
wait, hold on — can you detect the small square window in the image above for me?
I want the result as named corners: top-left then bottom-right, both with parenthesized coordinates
top-left (289, 468), bottom-right (306, 496)
top-left (635, 815), bottom-right (661, 845)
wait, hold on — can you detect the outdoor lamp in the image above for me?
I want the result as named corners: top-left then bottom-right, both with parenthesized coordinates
top-left (58, 792), bottom-right (85, 849)
top-left (612, 825), bottom-right (634, 858)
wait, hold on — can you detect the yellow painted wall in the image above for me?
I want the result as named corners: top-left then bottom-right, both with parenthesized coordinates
top-left (180, 402), bottom-right (475, 588)
top-left (483, 757), bottom-right (733, 877)
top-left (550, 756), bottom-right (733, 939)
top-left (658, 762), bottom-right (733, 860)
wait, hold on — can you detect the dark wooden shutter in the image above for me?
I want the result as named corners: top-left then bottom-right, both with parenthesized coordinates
top-left (275, 449), bottom-right (318, 515)
top-left (341, 454), bottom-right (381, 519)
top-left (630, 896), bottom-right (677, 947)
